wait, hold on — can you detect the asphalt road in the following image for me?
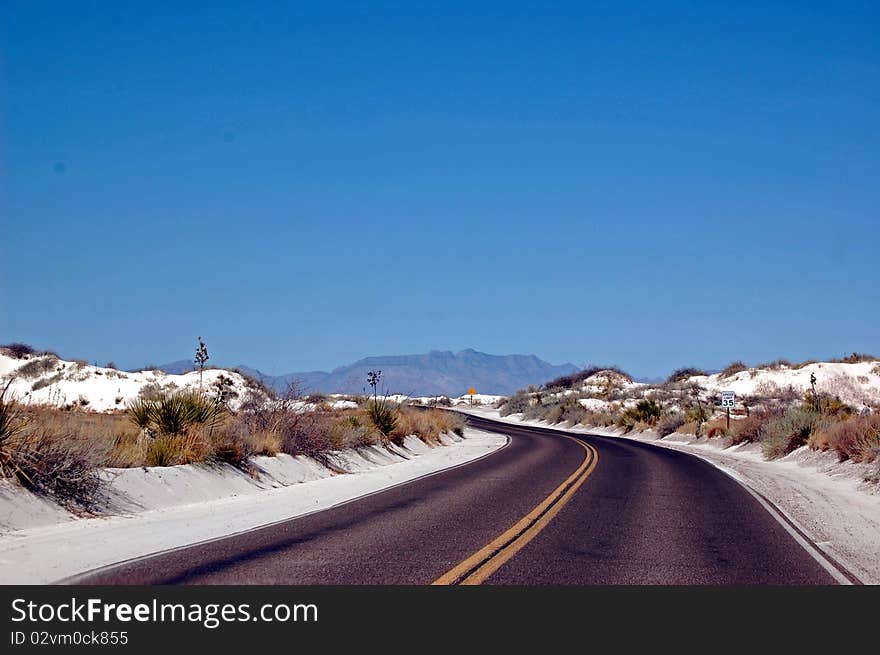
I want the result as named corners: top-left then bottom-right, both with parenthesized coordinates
top-left (76, 413), bottom-right (839, 585)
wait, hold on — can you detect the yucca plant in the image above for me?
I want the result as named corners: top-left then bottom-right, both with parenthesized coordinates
top-left (128, 391), bottom-right (227, 437)
top-left (126, 397), bottom-right (155, 432)
top-left (366, 397), bottom-right (398, 437)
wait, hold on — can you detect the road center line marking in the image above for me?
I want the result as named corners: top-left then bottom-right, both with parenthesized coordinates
top-left (432, 436), bottom-right (598, 585)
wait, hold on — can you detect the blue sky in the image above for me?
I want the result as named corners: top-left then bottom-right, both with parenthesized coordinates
top-left (1, 2), bottom-right (877, 377)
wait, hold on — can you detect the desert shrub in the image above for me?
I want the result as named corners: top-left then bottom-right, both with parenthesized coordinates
top-left (542, 365), bottom-right (632, 390)
top-left (726, 411), bottom-right (773, 446)
top-left (559, 401), bottom-right (587, 425)
top-left (366, 398), bottom-right (398, 437)
top-left (829, 352), bottom-right (877, 364)
top-left (582, 410), bottom-right (617, 427)
top-left (437, 410), bottom-right (465, 437)
top-left (685, 403), bottom-right (710, 425)
top-left (759, 406), bottom-right (821, 459)
top-left (0, 381), bottom-right (29, 480)
top-left (617, 399), bottom-right (663, 432)
top-left (802, 392), bottom-right (853, 418)
top-left (666, 367), bottom-right (706, 384)
top-left (538, 398), bottom-right (586, 425)
top-left (521, 402), bottom-right (547, 421)
top-left (281, 410), bottom-right (337, 456)
top-left (144, 430), bottom-right (214, 467)
top-left (872, 364), bottom-right (880, 376)
top-left (14, 429), bottom-right (110, 506)
top-left (31, 373), bottom-right (64, 391)
top-left (1, 389), bottom-right (112, 505)
top-left (392, 408), bottom-right (436, 445)
top-left (678, 421), bottom-right (700, 435)
top-left (210, 433), bottom-right (251, 466)
top-left (499, 391), bottom-right (531, 416)
top-left (821, 414), bottom-right (880, 463)
top-left (757, 358), bottom-right (792, 370)
top-left (329, 414), bottom-right (376, 449)
top-left (16, 355), bottom-right (59, 379)
top-left (719, 361), bottom-right (748, 378)
top-left (146, 435), bottom-right (183, 466)
top-left (248, 429), bottom-right (283, 457)
top-left (656, 412), bottom-right (686, 437)
top-left (138, 382), bottom-right (166, 400)
top-left (703, 418), bottom-right (728, 439)
top-left (1, 343), bottom-right (36, 359)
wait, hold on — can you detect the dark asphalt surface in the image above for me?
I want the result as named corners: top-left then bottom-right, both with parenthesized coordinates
top-left (76, 414), bottom-right (838, 585)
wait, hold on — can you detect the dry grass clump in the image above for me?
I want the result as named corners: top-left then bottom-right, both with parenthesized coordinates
top-left (391, 408), bottom-right (465, 445)
top-left (0, 385), bottom-right (116, 507)
top-left (702, 417), bottom-right (729, 439)
top-left (2, 381), bottom-right (473, 506)
top-left (816, 414), bottom-right (880, 463)
top-left (726, 411), bottom-right (772, 446)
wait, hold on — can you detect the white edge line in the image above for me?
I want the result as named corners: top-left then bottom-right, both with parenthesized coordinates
top-left (459, 412), bottom-right (860, 586)
top-left (60, 432), bottom-right (512, 584)
top-left (595, 432), bottom-right (857, 585)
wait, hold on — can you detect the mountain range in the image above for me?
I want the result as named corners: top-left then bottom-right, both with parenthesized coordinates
top-left (150, 349), bottom-right (578, 397)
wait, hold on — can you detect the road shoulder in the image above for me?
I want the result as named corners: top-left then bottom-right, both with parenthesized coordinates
top-left (0, 429), bottom-right (507, 584)
top-left (462, 407), bottom-right (880, 584)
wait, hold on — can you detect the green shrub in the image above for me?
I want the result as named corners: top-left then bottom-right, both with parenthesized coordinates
top-left (126, 398), bottom-right (154, 431)
top-left (127, 392), bottom-right (226, 437)
top-left (685, 403), bottom-right (710, 425)
top-left (366, 398), bottom-right (398, 437)
top-left (617, 399), bottom-right (664, 432)
top-left (759, 406), bottom-right (821, 459)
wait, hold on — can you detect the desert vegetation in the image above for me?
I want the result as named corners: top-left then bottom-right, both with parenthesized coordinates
top-left (495, 361), bottom-right (880, 480)
top-left (0, 375), bottom-right (465, 508)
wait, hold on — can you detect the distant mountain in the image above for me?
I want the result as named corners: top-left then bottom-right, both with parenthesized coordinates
top-left (151, 350), bottom-right (577, 397)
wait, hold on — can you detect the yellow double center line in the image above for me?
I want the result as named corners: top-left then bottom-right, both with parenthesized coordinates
top-left (432, 436), bottom-right (599, 585)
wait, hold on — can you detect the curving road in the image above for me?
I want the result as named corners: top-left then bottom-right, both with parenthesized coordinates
top-left (75, 413), bottom-right (842, 585)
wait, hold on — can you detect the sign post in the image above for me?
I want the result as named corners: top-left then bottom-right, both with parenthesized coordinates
top-left (721, 390), bottom-right (735, 430)
top-left (468, 387), bottom-right (476, 405)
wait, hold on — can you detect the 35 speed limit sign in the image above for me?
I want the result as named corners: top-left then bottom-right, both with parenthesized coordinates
top-left (721, 391), bottom-right (735, 408)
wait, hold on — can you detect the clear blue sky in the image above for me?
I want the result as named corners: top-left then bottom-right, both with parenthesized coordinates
top-left (1, 2), bottom-right (877, 377)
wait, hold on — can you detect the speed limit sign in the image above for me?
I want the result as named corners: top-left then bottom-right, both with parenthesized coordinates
top-left (721, 390), bottom-right (735, 408)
